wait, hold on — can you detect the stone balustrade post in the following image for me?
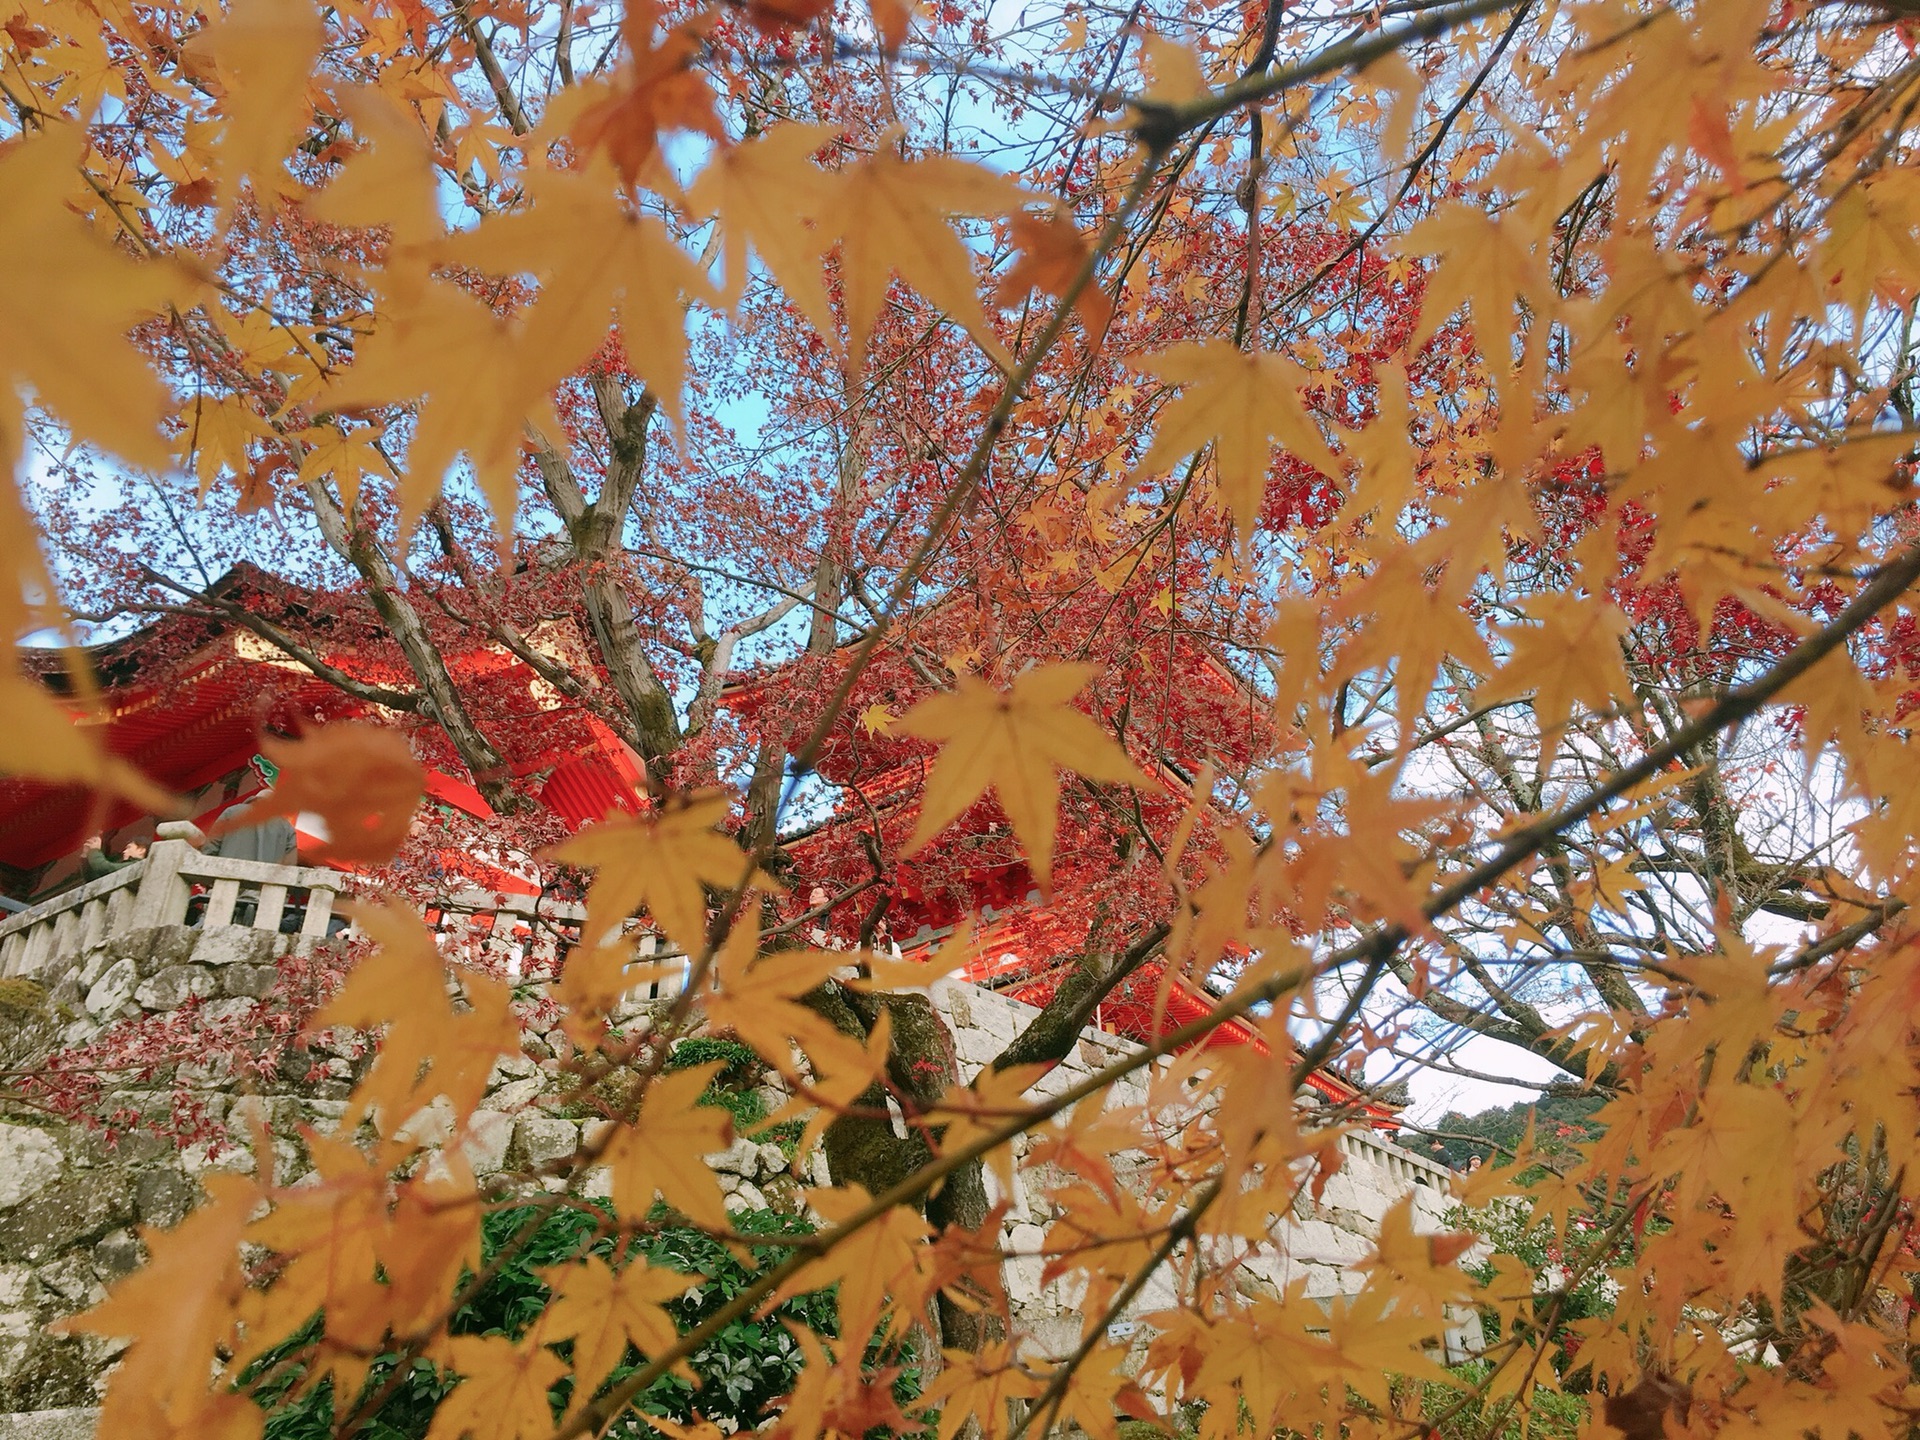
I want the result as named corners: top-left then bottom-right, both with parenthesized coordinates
top-left (128, 838), bottom-right (195, 928)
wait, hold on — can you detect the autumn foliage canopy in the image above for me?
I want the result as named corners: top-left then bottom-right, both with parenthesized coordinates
top-left (7, 0), bottom-right (1920, 1432)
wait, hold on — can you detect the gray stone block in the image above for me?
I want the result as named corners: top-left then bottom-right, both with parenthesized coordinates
top-left (90, 1230), bottom-right (141, 1283)
top-left (488, 1055), bottom-right (540, 1084)
top-left (724, 1180), bottom-right (767, 1213)
top-left (222, 963), bottom-right (281, 999)
top-left (461, 1111), bottom-right (514, 1175)
top-left (30, 1258), bottom-right (100, 1309)
top-left (189, 928), bottom-right (274, 969)
top-left (0, 1407), bottom-right (101, 1440)
top-left (134, 1169), bottom-right (194, 1228)
top-left (81, 961), bottom-right (135, 1019)
top-left (73, 949), bottom-right (115, 991)
top-left (0, 1266), bottom-right (36, 1330)
top-left (133, 965), bottom-right (217, 1011)
top-left (138, 927), bottom-right (201, 972)
top-left (511, 1117), bottom-right (580, 1169)
top-left (486, 1077), bottom-right (545, 1113)
top-left (0, 1169), bottom-right (135, 1265)
top-left (0, 1129), bottom-right (62, 1211)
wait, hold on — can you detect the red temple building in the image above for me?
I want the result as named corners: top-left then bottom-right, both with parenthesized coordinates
top-left (0, 567), bottom-right (1396, 1124)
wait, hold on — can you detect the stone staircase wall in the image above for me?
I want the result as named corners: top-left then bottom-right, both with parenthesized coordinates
top-left (0, 924), bottom-right (1467, 1424)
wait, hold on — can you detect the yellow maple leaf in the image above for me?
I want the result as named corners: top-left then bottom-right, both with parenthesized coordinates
top-left (602, 1063), bottom-right (735, 1228)
top-left (898, 663), bottom-right (1148, 891)
top-left (1398, 203), bottom-right (1549, 363)
top-left (1132, 340), bottom-right (1340, 541)
top-left (437, 165), bottom-right (714, 429)
top-left (1341, 359), bottom-right (1419, 525)
top-left (548, 788), bottom-right (778, 957)
top-left (927, 1060), bottom-right (1048, 1191)
top-left (58, 1173), bottom-right (260, 1435)
top-left (835, 137), bottom-right (1029, 374)
top-left (1820, 178), bottom-right (1920, 324)
top-left (552, 944), bottom-right (688, 1052)
top-left (993, 205), bottom-right (1114, 336)
top-left (1357, 1196), bottom-right (1477, 1317)
top-left (302, 85), bottom-right (445, 256)
top-left (318, 902), bottom-right (520, 1135)
top-left (778, 1187), bottom-right (931, 1345)
top-left (541, 1256), bottom-right (694, 1399)
top-left (424, 1334), bottom-right (569, 1440)
top-left (705, 933), bottom-right (881, 1092)
top-left (294, 422), bottom-right (387, 513)
top-left (1136, 32), bottom-right (1208, 107)
top-left (1650, 1079), bottom-right (1798, 1222)
top-left (562, 0), bottom-right (724, 186)
top-left (1475, 591), bottom-right (1634, 743)
top-left (10, 690), bottom-right (133, 816)
top-left (0, 127), bottom-right (188, 473)
top-left (316, 280), bottom-right (566, 541)
top-left (687, 122), bottom-right (842, 337)
top-left (178, 392), bottom-right (274, 492)
top-left (244, 1136), bottom-right (401, 1356)
top-left (915, 1339), bottom-right (1046, 1440)
top-left (181, 0), bottom-right (322, 221)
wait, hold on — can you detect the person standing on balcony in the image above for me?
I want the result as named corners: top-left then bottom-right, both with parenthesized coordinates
top-left (202, 800), bottom-right (297, 865)
top-left (204, 755), bottom-right (297, 866)
top-left (80, 835), bottom-right (145, 881)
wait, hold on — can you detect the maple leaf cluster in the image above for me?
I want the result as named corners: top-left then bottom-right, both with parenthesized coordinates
top-left (8, 0), bottom-right (1920, 1434)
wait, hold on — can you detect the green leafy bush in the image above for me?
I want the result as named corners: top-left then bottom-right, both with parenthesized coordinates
top-left (1418, 1360), bottom-right (1588, 1440)
top-left (256, 1202), bottom-right (865, 1439)
top-left (664, 1036), bottom-right (762, 1087)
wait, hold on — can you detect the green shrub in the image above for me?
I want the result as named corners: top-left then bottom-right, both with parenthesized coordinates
top-left (1419, 1360), bottom-right (1588, 1440)
top-left (664, 1036), bottom-right (762, 1087)
top-left (254, 1201), bottom-right (896, 1439)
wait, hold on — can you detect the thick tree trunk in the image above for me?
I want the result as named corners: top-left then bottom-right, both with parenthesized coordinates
top-left (305, 481), bottom-right (521, 812)
top-left (803, 982), bottom-right (1000, 1357)
top-left (529, 394), bottom-right (684, 787)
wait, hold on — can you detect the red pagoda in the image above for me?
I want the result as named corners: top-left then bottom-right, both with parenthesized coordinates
top-left (0, 567), bottom-right (1397, 1124)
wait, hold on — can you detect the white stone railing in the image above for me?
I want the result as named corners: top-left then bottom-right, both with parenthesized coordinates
top-left (1340, 1125), bottom-right (1457, 1190)
top-left (0, 833), bottom-right (352, 979)
top-left (423, 890), bottom-right (689, 996)
top-left (0, 830), bottom-right (693, 1005)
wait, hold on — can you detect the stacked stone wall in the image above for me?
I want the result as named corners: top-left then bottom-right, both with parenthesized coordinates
top-left (0, 925), bottom-right (1467, 1433)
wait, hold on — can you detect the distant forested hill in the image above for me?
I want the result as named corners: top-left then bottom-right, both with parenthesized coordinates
top-left (1398, 1093), bottom-right (1606, 1170)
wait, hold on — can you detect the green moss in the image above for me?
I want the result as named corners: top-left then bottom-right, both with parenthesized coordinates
top-left (0, 977), bottom-right (47, 1015)
top-left (664, 1036), bottom-right (762, 1087)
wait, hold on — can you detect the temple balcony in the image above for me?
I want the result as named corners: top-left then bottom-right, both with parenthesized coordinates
top-left (0, 825), bottom-right (675, 995)
top-left (0, 827), bottom-right (350, 982)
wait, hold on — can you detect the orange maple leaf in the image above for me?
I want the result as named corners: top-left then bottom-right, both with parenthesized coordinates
top-left (1132, 340), bottom-right (1341, 542)
top-left (994, 206), bottom-right (1114, 338)
top-left (568, 0), bottom-right (725, 186)
top-left (601, 1063), bottom-right (735, 1227)
top-left (541, 1256), bottom-right (695, 1399)
top-left (424, 1334), bottom-right (569, 1440)
top-left (548, 787), bottom-right (779, 957)
top-left (743, 0), bottom-right (833, 30)
top-left (232, 721), bottom-right (424, 864)
top-left (898, 662), bottom-right (1148, 892)
top-left (57, 1173), bottom-right (262, 1435)
top-left (777, 1187), bottom-right (931, 1345)
top-left (317, 903), bottom-right (521, 1135)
